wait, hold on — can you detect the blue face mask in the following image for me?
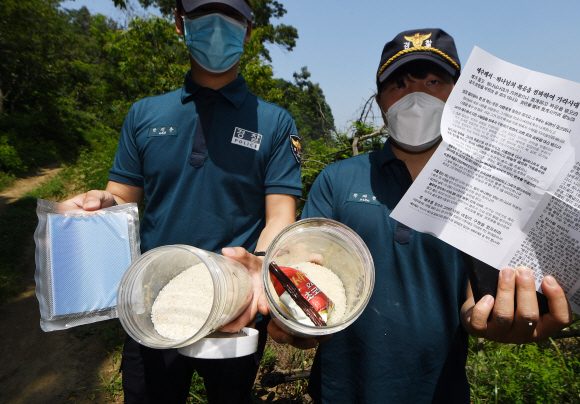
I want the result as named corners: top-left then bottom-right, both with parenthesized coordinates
top-left (183, 13), bottom-right (247, 73)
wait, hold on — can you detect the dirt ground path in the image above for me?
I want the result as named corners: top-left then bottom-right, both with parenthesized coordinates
top-left (0, 166), bottom-right (120, 404)
top-left (0, 164), bottom-right (62, 213)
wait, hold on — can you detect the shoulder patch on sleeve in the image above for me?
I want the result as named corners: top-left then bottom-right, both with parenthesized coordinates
top-left (290, 134), bottom-right (301, 164)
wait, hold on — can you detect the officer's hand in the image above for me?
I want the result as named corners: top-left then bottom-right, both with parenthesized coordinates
top-left (63, 190), bottom-right (117, 211)
top-left (220, 247), bottom-right (269, 333)
top-left (461, 266), bottom-right (572, 344)
top-left (267, 319), bottom-right (331, 350)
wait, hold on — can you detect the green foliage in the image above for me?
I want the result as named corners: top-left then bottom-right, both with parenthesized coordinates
top-left (0, 0), bottom-right (118, 181)
top-left (261, 345), bottom-right (278, 369)
top-left (91, 15), bottom-right (188, 104)
top-left (0, 0), bottom-right (70, 114)
top-left (239, 27), bottom-right (284, 103)
top-left (188, 371), bottom-right (208, 404)
top-left (0, 135), bottom-right (25, 173)
top-left (93, 327), bottom-right (125, 400)
top-left (0, 171), bottom-right (16, 191)
top-left (97, 371), bottom-right (123, 400)
top-left (0, 0), bottom-right (189, 185)
top-left (71, 137), bottom-right (119, 192)
top-left (0, 107), bottom-right (104, 183)
top-left (467, 336), bottom-right (580, 403)
top-left (121, 0), bottom-right (175, 16)
top-left (250, 0), bottom-right (298, 61)
top-left (32, 169), bottom-right (70, 202)
top-left (274, 67), bottom-right (334, 142)
top-left (299, 122), bottom-right (386, 214)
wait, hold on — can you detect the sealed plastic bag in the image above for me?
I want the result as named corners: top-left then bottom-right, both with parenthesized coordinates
top-left (34, 199), bottom-right (141, 331)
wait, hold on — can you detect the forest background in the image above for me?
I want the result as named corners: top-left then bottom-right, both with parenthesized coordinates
top-left (1, 0), bottom-right (580, 402)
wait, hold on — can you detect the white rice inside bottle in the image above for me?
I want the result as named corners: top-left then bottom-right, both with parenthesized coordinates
top-left (270, 261), bottom-right (347, 325)
top-left (151, 263), bottom-right (213, 340)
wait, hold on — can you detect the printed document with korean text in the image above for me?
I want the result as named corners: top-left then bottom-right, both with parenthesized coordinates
top-left (391, 47), bottom-right (580, 313)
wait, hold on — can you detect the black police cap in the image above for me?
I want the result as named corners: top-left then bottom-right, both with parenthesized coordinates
top-left (182, 0), bottom-right (252, 21)
top-left (377, 28), bottom-right (461, 88)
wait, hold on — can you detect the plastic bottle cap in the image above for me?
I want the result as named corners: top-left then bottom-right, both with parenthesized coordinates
top-left (177, 327), bottom-right (259, 359)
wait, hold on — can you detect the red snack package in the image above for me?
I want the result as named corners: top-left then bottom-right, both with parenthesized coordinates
top-left (270, 265), bottom-right (334, 326)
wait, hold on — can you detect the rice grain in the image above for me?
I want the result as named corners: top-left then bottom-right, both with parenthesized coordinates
top-left (151, 263), bottom-right (213, 340)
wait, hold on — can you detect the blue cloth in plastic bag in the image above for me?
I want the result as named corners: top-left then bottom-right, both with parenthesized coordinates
top-left (48, 213), bottom-right (132, 316)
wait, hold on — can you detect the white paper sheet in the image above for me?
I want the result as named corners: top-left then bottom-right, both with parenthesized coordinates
top-left (390, 47), bottom-right (580, 313)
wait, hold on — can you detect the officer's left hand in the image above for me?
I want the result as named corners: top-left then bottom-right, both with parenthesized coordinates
top-left (461, 266), bottom-right (573, 343)
top-left (219, 247), bottom-right (269, 333)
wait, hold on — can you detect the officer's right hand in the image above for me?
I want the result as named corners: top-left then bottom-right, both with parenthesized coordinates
top-left (267, 319), bottom-right (332, 350)
top-left (63, 190), bottom-right (117, 211)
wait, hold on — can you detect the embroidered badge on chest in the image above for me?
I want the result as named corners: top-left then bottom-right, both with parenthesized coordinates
top-left (290, 134), bottom-right (301, 163)
top-left (347, 192), bottom-right (380, 206)
top-left (231, 127), bottom-right (262, 151)
top-left (147, 126), bottom-right (178, 137)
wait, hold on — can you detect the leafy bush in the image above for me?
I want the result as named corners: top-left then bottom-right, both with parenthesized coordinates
top-left (0, 135), bottom-right (26, 173)
top-left (468, 336), bottom-right (580, 403)
top-left (0, 171), bottom-right (16, 190)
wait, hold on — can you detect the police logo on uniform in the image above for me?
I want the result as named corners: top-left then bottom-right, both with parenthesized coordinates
top-left (231, 127), bottom-right (262, 151)
top-left (290, 135), bottom-right (301, 164)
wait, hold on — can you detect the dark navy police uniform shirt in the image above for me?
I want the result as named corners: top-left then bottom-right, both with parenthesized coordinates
top-left (302, 142), bottom-right (470, 403)
top-left (110, 73), bottom-right (302, 254)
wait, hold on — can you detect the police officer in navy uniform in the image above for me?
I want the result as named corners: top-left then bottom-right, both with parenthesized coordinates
top-left (262, 29), bottom-right (573, 403)
top-left (65, 1), bottom-right (302, 402)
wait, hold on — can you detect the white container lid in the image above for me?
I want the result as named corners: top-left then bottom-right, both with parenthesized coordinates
top-left (177, 327), bottom-right (259, 359)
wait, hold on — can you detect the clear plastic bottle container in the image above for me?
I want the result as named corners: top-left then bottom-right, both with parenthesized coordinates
top-left (117, 245), bottom-right (253, 349)
top-left (262, 218), bottom-right (375, 338)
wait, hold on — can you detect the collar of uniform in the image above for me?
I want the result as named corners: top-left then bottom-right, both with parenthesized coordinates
top-left (181, 72), bottom-right (249, 109)
top-left (378, 140), bottom-right (398, 175)
top-left (217, 74), bottom-right (249, 109)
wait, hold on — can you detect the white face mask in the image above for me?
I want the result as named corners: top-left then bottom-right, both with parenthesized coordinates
top-left (383, 92), bottom-right (445, 152)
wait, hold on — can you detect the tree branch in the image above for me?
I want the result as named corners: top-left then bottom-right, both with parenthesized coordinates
top-left (352, 136), bottom-right (359, 156)
top-left (362, 92), bottom-right (377, 123)
top-left (357, 93), bottom-right (376, 124)
top-left (358, 124), bottom-right (386, 141)
top-left (260, 368), bottom-right (311, 388)
top-left (308, 126), bottom-right (387, 158)
top-left (302, 159), bottom-right (327, 167)
top-left (316, 98), bottom-right (337, 136)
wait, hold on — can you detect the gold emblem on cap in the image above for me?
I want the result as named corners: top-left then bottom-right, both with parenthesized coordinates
top-left (404, 32), bottom-right (432, 47)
